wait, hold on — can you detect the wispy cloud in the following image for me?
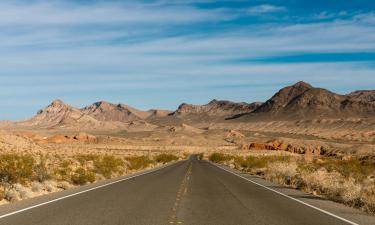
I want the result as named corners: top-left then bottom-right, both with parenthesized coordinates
top-left (0, 1), bottom-right (233, 26)
top-left (247, 4), bottom-right (287, 14)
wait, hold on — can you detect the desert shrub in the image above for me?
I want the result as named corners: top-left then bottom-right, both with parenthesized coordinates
top-left (75, 154), bottom-right (100, 166)
top-left (54, 160), bottom-right (73, 181)
top-left (234, 155), bottom-right (290, 171)
top-left (361, 180), bottom-right (375, 213)
top-left (57, 181), bottom-right (70, 190)
top-left (208, 153), bottom-right (233, 163)
top-left (126, 156), bottom-right (153, 170)
top-left (319, 158), bottom-right (374, 181)
top-left (0, 154), bottom-right (35, 185)
top-left (4, 189), bottom-right (19, 202)
top-left (14, 184), bottom-right (32, 199)
top-left (31, 181), bottom-right (44, 192)
top-left (43, 181), bottom-right (57, 192)
top-left (265, 161), bottom-right (299, 186)
top-left (298, 158), bottom-right (375, 180)
top-left (71, 168), bottom-right (96, 185)
top-left (34, 157), bottom-right (51, 182)
top-left (94, 155), bottom-right (124, 178)
top-left (155, 154), bottom-right (178, 164)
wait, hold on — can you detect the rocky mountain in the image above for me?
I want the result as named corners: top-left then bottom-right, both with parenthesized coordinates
top-left (254, 81), bottom-right (313, 114)
top-left (245, 81), bottom-right (375, 119)
top-left (2, 81), bottom-right (374, 130)
top-left (17, 100), bottom-right (171, 129)
top-left (171, 99), bottom-right (262, 117)
top-left (24, 100), bottom-right (85, 127)
top-left (82, 101), bottom-right (148, 122)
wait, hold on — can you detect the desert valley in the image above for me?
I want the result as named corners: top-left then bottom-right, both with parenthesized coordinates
top-left (1, 81), bottom-right (374, 156)
top-left (0, 81), bottom-right (374, 215)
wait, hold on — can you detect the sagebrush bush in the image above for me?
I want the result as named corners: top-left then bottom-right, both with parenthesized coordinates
top-left (5, 189), bottom-right (19, 202)
top-left (54, 160), bottom-right (73, 181)
top-left (31, 181), bottom-right (44, 192)
top-left (75, 154), bottom-right (100, 166)
top-left (234, 155), bottom-right (290, 172)
top-left (311, 158), bottom-right (374, 181)
top-left (0, 154), bottom-right (35, 185)
top-left (34, 157), bottom-right (51, 182)
top-left (71, 168), bottom-right (96, 185)
top-left (94, 155), bottom-right (124, 178)
top-left (265, 161), bottom-right (298, 185)
top-left (126, 156), bottom-right (153, 170)
top-left (208, 153), bottom-right (233, 163)
top-left (155, 154), bottom-right (178, 164)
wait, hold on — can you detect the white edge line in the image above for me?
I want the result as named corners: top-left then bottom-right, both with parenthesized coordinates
top-left (208, 161), bottom-right (359, 225)
top-left (0, 160), bottom-right (184, 220)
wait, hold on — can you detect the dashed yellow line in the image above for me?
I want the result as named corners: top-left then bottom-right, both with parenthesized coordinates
top-left (168, 163), bottom-right (192, 224)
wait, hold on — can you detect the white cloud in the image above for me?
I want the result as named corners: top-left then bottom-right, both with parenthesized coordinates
top-left (247, 4), bottom-right (286, 14)
top-left (0, 1), bottom-right (234, 26)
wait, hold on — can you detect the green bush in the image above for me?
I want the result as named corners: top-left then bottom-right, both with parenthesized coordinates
top-left (126, 156), bottom-right (153, 170)
top-left (71, 168), bottom-right (96, 185)
top-left (208, 153), bottom-right (233, 163)
top-left (197, 153), bottom-right (204, 160)
top-left (94, 155), bottom-right (124, 178)
top-left (155, 154), bottom-right (178, 164)
top-left (0, 154), bottom-right (35, 185)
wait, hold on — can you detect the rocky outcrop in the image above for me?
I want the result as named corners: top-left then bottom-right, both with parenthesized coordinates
top-left (172, 99), bottom-right (261, 117)
top-left (82, 101), bottom-right (146, 122)
top-left (241, 140), bottom-right (328, 155)
top-left (25, 100), bottom-right (84, 127)
top-left (254, 81), bottom-right (313, 114)
top-left (73, 132), bottom-right (97, 142)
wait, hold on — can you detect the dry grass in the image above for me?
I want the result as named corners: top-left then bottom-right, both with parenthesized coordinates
top-left (155, 154), bottom-right (179, 164)
top-left (125, 156), bottom-right (153, 170)
top-left (209, 152), bottom-right (375, 214)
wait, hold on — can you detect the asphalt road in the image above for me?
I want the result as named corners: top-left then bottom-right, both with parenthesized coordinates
top-left (0, 156), bottom-right (366, 225)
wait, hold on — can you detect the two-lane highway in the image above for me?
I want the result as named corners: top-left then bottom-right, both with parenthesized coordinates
top-left (0, 156), bottom-right (369, 225)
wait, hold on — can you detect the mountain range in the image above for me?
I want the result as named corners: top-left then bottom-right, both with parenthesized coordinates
top-left (1, 81), bottom-right (374, 129)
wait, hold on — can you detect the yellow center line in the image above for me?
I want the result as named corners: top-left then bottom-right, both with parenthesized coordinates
top-left (168, 163), bottom-right (192, 224)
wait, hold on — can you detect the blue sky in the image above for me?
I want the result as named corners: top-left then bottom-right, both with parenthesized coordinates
top-left (1, 0), bottom-right (375, 119)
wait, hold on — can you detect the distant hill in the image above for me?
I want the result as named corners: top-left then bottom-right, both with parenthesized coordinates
top-left (237, 81), bottom-right (375, 120)
top-left (14, 100), bottom-right (170, 129)
top-left (0, 81), bottom-right (373, 130)
top-left (82, 101), bottom-right (149, 122)
top-left (171, 99), bottom-right (261, 117)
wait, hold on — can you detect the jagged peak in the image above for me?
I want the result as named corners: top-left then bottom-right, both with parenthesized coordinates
top-left (292, 81), bottom-right (313, 89)
top-left (49, 99), bottom-right (68, 107)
